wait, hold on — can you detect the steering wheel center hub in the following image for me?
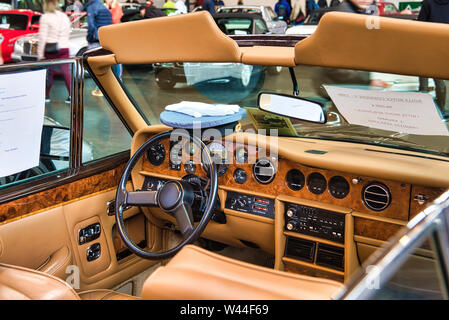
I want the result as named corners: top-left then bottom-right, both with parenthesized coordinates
top-left (158, 181), bottom-right (183, 211)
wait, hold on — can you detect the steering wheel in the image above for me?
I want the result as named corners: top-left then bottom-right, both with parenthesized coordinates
top-left (114, 130), bottom-right (218, 260)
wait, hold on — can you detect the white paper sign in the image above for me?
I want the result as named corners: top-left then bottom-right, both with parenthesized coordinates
top-left (0, 69), bottom-right (47, 177)
top-left (324, 85), bottom-right (449, 136)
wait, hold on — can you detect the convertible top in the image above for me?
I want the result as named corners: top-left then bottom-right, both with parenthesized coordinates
top-left (95, 11), bottom-right (449, 79)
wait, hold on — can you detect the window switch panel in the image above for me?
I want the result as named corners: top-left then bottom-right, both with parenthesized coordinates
top-left (78, 223), bottom-right (101, 245)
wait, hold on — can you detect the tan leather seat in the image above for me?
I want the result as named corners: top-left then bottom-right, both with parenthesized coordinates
top-left (0, 263), bottom-right (139, 300)
top-left (142, 245), bottom-right (342, 300)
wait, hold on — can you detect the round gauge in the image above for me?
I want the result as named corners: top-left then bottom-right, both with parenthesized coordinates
top-left (329, 176), bottom-right (350, 199)
top-left (233, 168), bottom-right (247, 184)
top-left (202, 141), bottom-right (229, 177)
top-left (170, 141), bottom-right (183, 165)
top-left (235, 147), bottom-right (248, 164)
top-left (286, 169), bottom-right (305, 191)
top-left (307, 172), bottom-right (327, 195)
top-left (207, 141), bottom-right (228, 165)
top-left (147, 141), bottom-right (165, 166)
top-left (184, 140), bottom-right (197, 156)
top-left (184, 160), bottom-right (197, 175)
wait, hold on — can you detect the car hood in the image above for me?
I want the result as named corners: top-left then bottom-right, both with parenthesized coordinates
top-left (0, 29), bottom-right (32, 42)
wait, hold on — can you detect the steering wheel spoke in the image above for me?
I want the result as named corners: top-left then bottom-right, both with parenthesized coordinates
top-left (173, 203), bottom-right (195, 237)
top-left (125, 190), bottom-right (158, 206)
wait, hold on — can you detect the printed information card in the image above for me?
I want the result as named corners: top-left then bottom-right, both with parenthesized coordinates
top-left (0, 69), bottom-right (47, 177)
top-left (324, 85), bottom-right (449, 136)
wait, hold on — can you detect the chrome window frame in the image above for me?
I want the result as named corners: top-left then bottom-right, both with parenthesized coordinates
top-left (335, 190), bottom-right (449, 300)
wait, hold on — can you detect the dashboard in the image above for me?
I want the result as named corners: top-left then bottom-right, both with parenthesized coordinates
top-left (133, 130), bottom-right (447, 283)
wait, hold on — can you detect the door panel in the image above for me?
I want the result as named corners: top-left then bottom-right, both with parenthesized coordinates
top-left (0, 206), bottom-right (72, 278)
top-left (63, 186), bottom-right (159, 290)
top-left (0, 162), bottom-right (160, 291)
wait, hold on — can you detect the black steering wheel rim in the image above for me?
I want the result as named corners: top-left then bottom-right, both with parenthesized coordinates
top-left (115, 130), bottom-right (218, 260)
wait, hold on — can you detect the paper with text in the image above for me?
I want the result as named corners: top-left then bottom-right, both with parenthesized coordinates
top-left (324, 85), bottom-right (449, 136)
top-left (0, 69), bottom-right (47, 177)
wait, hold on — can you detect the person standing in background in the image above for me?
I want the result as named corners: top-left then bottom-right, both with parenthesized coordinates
top-left (335, 0), bottom-right (377, 14)
top-left (86, 0), bottom-right (113, 46)
top-left (201, 0), bottom-right (215, 15)
top-left (418, 0), bottom-right (449, 113)
top-left (38, 0), bottom-right (71, 104)
top-left (174, 0), bottom-right (188, 14)
top-left (275, 0), bottom-right (292, 22)
top-left (163, 0), bottom-right (176, 15)
top-left (105, 0), bottom-right (123, 24)
top-left (86, 0), bottom-right (117, 96)
top-left (290, 0), bottom-right (306, 24)
top-left (140, 1), bottom-right (165, 18)
top-left (105, 0), bottom-right (123, 79)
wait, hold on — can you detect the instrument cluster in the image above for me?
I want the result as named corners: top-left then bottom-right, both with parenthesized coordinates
top-left (146, 139), bottom-right (350, 200)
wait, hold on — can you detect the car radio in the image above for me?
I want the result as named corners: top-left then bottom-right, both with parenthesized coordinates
top-left (284, 203), bottom-right (345, 243)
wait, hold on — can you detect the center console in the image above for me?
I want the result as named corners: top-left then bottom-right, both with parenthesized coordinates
top-left (282, 201), bottom-right (347, 280)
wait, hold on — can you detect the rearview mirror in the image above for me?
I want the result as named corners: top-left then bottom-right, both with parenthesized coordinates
top-left (258, 92), bottom-right (326, 123)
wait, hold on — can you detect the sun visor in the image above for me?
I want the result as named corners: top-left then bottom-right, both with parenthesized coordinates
top-left (98, 11), bottom-right (242, 64)
top-left (294, 12), bottom-right (449, 79)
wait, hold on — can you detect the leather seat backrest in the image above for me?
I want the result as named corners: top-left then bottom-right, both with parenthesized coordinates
top-left (0, 263), bottom-right (80, 300)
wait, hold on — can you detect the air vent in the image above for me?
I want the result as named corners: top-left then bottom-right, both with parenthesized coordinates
top-left (316, 243), bottom-right (344, 271)
top-left (253, 158), bottom-right (276, 184)
top-left (362, 182), bottom-right (391, 211)
top-left (285, 237), bottom-right (316, 263)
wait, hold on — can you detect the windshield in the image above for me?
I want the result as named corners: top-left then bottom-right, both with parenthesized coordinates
top-left (215, 18), bottom-right (253, 35)
top-left (0, 14), bottom-right (29, 30)
top-left (119, 62), bottom-right (449, 159)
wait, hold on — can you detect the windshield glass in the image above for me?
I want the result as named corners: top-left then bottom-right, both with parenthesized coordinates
top-left (0, 14), bottom-right (28, 30)
top-left (119, 62), bottom-right (449, 159)
top-left (215, 18), bottom-right (253, 35)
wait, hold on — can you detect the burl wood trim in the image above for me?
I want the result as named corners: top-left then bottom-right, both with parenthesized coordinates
top-left (0, 163), bottom-right (126, 225)
top-left (143, 139), bottom-right (412, 220)
top-left (354, 217), bottom-right (403, 241)
top-left (409, 185), bottom-right (446, 220)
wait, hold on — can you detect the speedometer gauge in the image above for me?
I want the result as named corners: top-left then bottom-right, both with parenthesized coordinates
top-left (207, 141), bottom-right (228, 164)
top-left (202, 141), bottom-right (229, 177)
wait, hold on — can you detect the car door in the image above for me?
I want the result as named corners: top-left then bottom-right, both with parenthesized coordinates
top-left (0, 59), bottom-right (158, 294)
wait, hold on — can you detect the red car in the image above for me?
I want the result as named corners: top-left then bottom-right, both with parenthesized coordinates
top-left (0, 10), bottom-right (41, 63)
top-left (376, 2), bottom-right (417, 18)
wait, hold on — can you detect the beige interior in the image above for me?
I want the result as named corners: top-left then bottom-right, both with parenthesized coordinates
top-left (0, 12), bottom-right (448, 300)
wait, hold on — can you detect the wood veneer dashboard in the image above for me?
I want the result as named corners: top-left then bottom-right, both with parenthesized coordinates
top-left (131, 128), bottom-right (448, 282)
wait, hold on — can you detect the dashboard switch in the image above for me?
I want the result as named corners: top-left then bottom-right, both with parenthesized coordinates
top-left (286, 208), bottom-right (296, 218)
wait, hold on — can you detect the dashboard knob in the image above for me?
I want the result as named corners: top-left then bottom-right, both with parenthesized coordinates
top-left (238, 199), bottom-right (246, 207)
top-left (286, 208), bottom-right (296, 218)
top-left (286, 220), bottom-right (298, 231)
